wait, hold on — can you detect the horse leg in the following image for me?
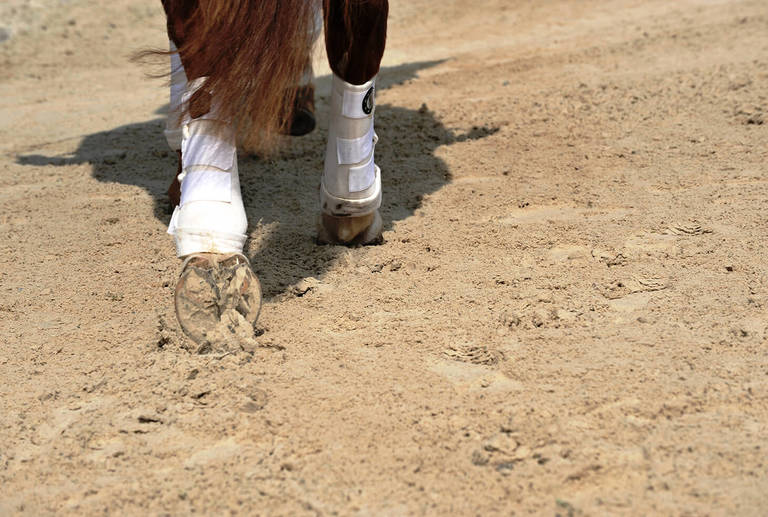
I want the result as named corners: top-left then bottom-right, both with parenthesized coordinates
top-left (161, 0), bottom-right (261, 344)
top-left (285, 4), bottom-right (323, 137)
top-left (161, 0), bottom-right (199, 208)
top-left (317, 0), bottom-right (388, 244)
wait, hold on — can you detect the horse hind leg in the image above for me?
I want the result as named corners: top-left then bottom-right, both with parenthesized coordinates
top-left (317, 0), bottom-right (388, 245)
top-left (161, 0), bottom-right (262, 347)
top-left (168, 86), bottom-right (262, 346)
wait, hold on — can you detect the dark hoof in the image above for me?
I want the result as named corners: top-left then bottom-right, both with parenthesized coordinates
top-left (285, 84), bottom-right (316, 137)
top-left (316, 211), bottom-right (383, 246)
top-left (289, 108), bottom-right (316, 136)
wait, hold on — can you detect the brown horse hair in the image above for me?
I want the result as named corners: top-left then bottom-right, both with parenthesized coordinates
top-left (139, 0), bottom-right (318, 156)
top-left (324, 0), bottom-right (389, 85)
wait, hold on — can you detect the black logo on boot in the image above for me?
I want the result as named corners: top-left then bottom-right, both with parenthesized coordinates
top-left (362, 87), bottom-right (375, 115)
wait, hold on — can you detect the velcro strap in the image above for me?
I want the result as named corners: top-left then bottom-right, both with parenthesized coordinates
top-left (181, 127), bottom-right (235, 172)
top-left (179, 169), bottom-right (232, 206)
top-left (342, 84), bottom-right (375, 119)
top-left (348, 155), bottom-right (376, 193)
top-left (336, 122), bottom-right (374, 165)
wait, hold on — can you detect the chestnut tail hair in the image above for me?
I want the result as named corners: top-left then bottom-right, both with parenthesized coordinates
top-left (149, 0), bottom-right (318, 155)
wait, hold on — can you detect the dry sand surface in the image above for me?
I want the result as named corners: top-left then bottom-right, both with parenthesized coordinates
top-left (1, 0), bottom-right (768, 514)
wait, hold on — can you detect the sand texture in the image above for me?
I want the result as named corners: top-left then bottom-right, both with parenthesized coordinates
top-left (1, 0), bottom-right (767, 514)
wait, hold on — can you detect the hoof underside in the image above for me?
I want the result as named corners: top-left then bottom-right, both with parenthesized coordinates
top-left (174, 253), bottom-right (262, 346)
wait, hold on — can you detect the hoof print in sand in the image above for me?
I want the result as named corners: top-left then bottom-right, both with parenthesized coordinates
top-left (443, 343), bottom-right (504, 366)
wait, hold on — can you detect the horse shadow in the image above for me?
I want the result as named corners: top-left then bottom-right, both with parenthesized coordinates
top-left (16, 60), bottom-right (499, 298)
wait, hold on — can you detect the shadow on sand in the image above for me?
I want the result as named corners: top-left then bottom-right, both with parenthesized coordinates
top-left (17, 60), bottom-right (498, 298)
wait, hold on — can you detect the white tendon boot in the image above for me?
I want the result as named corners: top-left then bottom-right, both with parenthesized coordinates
top-left (164, 41), bottom-right (187, 152)
top-left (166, 79), bottom-right (248, 257)
top-left (319, 74), bottom-right (383, 244)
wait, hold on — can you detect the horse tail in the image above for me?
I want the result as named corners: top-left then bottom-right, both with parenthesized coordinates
top-left (162, 0), bottom-right (318, 155)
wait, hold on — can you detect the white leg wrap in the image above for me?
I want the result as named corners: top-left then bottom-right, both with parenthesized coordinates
top-left (167, 79), bottom-right (247, 257)
top-left (165, 41), bottom-right (188, 151)
top-left (320, 75), bottom-right (382, 217)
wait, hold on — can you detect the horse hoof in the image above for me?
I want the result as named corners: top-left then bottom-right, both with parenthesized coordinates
top-left (316, 211), bottom-right (383, 246)
top-left (174, 253), bottom-right (262, 344)
top-left (289, 108), bottom-right (316, 137)
top-left (286, 84), bottom-right (316, 137)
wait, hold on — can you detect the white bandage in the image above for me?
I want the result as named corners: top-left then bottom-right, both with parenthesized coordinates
top-left (181, 125), bottom-right (236, 173)
top-left (321, 75), bottom-right (382, 216)
top-left (165, 41), bottom-right (188, 151)
top-left (178, 169), bottom-right (231, 206)
top-left (177, 121), bottom-right (235, 205)
top-left (167, 79), bottom-right (247, 257)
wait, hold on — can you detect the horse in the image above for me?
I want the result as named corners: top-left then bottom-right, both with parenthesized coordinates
top-left (155, 0), bottom-right (389, 344)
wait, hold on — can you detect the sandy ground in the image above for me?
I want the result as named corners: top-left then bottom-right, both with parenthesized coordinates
top-left (1, 0), bottom-right (768, 514)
